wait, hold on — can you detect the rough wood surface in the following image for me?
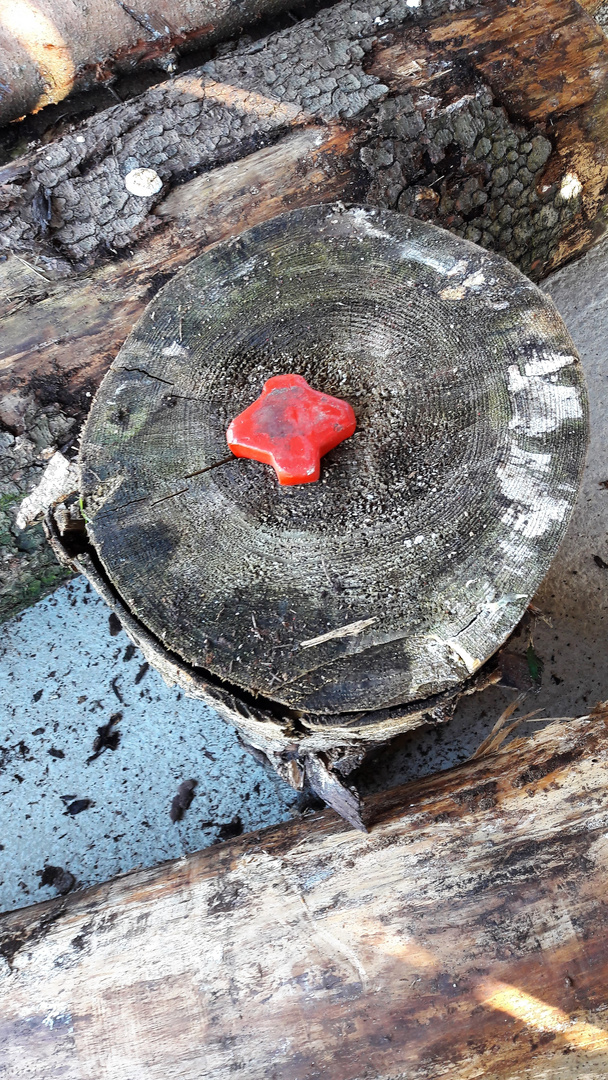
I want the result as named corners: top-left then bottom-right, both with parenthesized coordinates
top-left (79, 204), bottom-right (588, 717)
top-left (2, 707), bottom-right (608, 1079)
top-left (0, 126), bottom-right (357, 620)
top-left (0, 0), bottom-right (307, 127)
top-left (2, 0), bottom-right (608, 621)
top-left (2, 0), bottom-right (606, 276)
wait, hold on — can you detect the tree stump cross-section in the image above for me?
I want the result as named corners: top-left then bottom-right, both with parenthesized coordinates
top-left (79, 203), bottom-right (588, 724)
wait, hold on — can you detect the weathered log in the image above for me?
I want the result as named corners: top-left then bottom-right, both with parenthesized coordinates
top-left (2, 706), bottom-right (608, 1078)
top-left (2, 0), bottom-right (607, 275)
top-left (2, 0), bottom-right (608, 620)
top-left (0, 0), bottom-right (309, 127)
top-left (77, 203), bottom-right (588, 722)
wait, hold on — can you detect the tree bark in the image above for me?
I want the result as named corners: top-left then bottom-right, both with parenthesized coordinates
top-left (2, 0), bottom-right (608, 621)
top-left (2, 706), bottom-right (608, 1078)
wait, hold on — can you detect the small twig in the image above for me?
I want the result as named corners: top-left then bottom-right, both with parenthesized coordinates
top-left (471, 695), bottom-right (545, 759)
top-left (183, 456), bottom-right (234, 480)
top-left (301, 617), bottom-right (377, 649)
top-left (106, 84), bottom-right (123, 103)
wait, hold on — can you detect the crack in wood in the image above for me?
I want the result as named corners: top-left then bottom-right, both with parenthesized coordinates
top-left (121, 366), bottom-right (175, 386)
top-left (103, 457), bottom-right (237, 514)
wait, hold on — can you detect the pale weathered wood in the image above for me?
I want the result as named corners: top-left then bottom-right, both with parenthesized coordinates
top-left (0, 0), bottom-right (313, 127)
top-left (79, 204), bottom-right (588, 719)
top-left (2, 707), bottom-right (608, 1079)
top-left (2, 0), bottom-right (608, 620)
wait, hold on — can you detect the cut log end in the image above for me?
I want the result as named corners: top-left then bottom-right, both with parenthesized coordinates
top-left (78, 204), bottom-right (588, 718)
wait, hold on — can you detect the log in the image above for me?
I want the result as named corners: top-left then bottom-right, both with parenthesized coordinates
top-left (2, 706), bottom-right (608, 1078)
top-left (0, 0), bottom-right (306, 127)
top-left (77, 203), bottom-right (587, 721)
top-left (2, 0), bottom-right (608, 620)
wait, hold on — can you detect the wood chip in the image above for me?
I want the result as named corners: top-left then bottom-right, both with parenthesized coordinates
top-left (15, 452), bottom-right (79, 531)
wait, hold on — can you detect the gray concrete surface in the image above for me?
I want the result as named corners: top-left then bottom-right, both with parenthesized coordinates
top-left (0, 578), bottom-right (300, 913)
top-left (1, 236), bottom-right (607, 914)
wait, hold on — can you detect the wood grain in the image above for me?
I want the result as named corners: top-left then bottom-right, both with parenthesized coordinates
top-left (2, 707), bottom-right (608, 1078)
top-left (79, 204), bottom-right (588, 716)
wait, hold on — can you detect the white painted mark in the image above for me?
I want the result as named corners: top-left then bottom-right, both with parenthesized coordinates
top-left (507, 365), bottom-right (583, 436)
top-left (499, 536), bottom-right (533, 571)
top-left (524, 351), bottom-right (577, 377)
top-left (502, 443), bottom-right (551, 474)
top-left (228, 256), bottom-right (258, 281)
top-left (498, 443), bottom-right (570, 538)
top-left (400, 242), bottom-right (456, 276)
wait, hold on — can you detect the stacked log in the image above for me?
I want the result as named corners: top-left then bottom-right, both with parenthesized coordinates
top-left (2, 0), bottom-right (608, 619)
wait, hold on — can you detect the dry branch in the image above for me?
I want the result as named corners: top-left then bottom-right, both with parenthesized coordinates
top-left (2, 707), bottom-right (608, 1078)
